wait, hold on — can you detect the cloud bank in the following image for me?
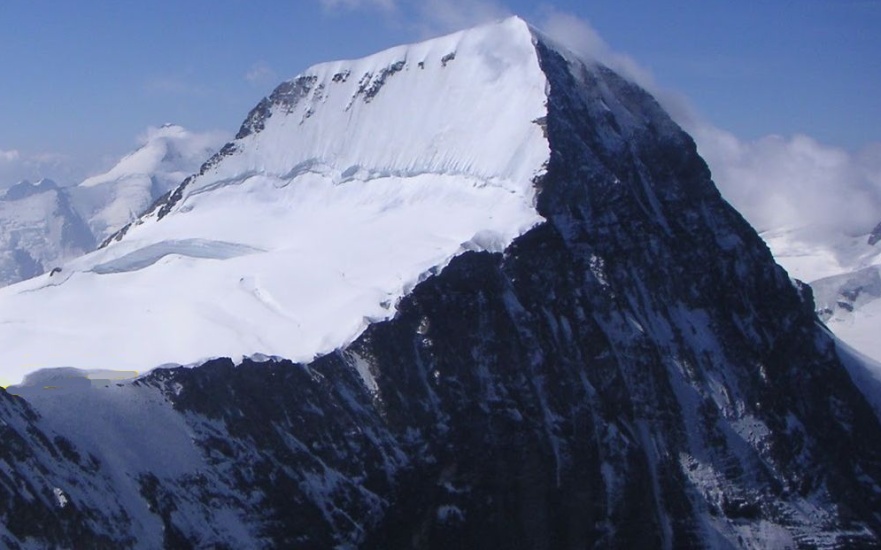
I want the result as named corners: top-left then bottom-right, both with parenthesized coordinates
top-left (695, 127), bottom-right (881, 236)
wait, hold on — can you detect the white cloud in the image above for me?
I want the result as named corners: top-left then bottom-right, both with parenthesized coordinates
top-left (137, 125), bottom-right (229, 154)
top-left (0, 149), bottom-right (20, 162)
top-left (320, 0), bottom-right (396, 11)
top-left (696, 126), bottom-right (881, 236)
top-left (245, 62), bottom-right (278, 86)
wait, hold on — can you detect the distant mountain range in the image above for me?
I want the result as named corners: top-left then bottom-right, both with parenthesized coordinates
top-left (0, 124), bottom-right (225, 287)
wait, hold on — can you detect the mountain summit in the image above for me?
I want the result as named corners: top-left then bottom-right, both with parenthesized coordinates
top-left (1, 17), bottom-right (881, 548)
top-left (0, 17), bottom-right (550, 385)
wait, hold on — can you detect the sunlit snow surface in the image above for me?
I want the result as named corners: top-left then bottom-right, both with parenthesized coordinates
top-left (761, 226), bottom-right (881, 282)
top-left (74, 124), bottom-right (226, 243)
top-left (0, 17), bottom-right (548, 386)
top-left (762, 226), bottom-right (881, 364)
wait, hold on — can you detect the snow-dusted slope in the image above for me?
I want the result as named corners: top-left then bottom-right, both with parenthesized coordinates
top-left (74, 124), bottom-right (226, 243)
top-left (812, 262), bottom-right (881, 362)
top-left (0, 17), bottom-right (549, 387)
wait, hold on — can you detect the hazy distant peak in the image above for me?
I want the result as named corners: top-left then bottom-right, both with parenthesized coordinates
top-left (80, 125), bottom-right (226, 189)
top-left (2, 178), bottom-right (59, 201)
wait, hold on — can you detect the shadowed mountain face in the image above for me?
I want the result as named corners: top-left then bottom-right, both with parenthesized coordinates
top-left (1, 20), bottom-right (881, 549)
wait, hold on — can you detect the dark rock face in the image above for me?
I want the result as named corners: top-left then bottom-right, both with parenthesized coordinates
top-left (56, 188), bottom-right (97, 254)
top-left (358, 60), bottom-right (406, 103)
top-left (0, 389), bottom-right (133, 549)
top-left (236, 76), bottom-right (319, 140)
top-left (869, 220), bottom-right (881, 246)
top-left (3, 38), bottom-right (881, 549)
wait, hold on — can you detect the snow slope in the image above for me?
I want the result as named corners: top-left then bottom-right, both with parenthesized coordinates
top-left (812, 263), bottom-right (881, 362)
top-left (0, 17), bottom-right (549, 387)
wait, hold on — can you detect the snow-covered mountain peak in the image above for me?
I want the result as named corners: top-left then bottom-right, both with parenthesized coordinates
top-left (5, 18), bottom-right (881, 549)
top-left (0, 17), bottom-right (556, 387)
top-left (2, 178), bottom-right (59, 201)
top-left (0, 17), bottom-right (694, 387)
top-left (164, 16), bottom-right (547, 207)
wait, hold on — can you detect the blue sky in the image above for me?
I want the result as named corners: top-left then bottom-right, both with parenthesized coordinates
top-left (1, 0), bottom-right (879, 184)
